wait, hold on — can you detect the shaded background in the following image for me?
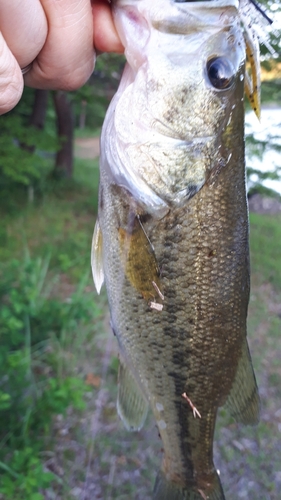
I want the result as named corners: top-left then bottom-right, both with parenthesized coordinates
top-left (0, 3), bottom-right (281, 499)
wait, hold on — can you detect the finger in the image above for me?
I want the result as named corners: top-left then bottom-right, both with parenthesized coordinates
top-left (24, 0), bottom-right (95, 91)
top-left (0, 0), bottom-right (47, 68)
top-left (92, 0), bottom-right (124, 54)
top-left (0, 32), bottom-right (23, 115)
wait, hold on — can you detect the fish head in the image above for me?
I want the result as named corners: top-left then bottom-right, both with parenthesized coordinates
top-left (106, 0), bottom-right (247, 214)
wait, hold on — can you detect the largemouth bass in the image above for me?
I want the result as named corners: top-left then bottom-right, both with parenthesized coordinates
top-left (92, 0), bottom-right (264, 498)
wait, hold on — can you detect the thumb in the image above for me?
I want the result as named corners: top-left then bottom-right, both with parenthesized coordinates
top-left (92, 0), bottom-right (124, 53)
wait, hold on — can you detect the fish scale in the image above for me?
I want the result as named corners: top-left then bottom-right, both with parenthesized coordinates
top-left (92, 0), bottom-right (263, 497)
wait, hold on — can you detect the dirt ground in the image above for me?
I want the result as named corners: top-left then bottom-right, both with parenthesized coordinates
top-left (75, 137), bottom-right (100, 160)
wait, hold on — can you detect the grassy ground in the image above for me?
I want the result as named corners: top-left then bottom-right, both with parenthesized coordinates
top-left (1, 152), bottom-right (281, 499)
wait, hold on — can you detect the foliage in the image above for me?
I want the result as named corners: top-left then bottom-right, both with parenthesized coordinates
top-left (0, 53), bottom-right (124, 193)
top-left (0, 448), bottom-right (55, 500)
top-left (0, 89), bottom-right (59, 193)
top-left (0, 116), bottom-right (50, 186)
top-left (246, 133), bottom-right (281, 195)
top-left (0, 154), bottom-right (103, 498)
top-left (0, 51), bottom-right (118, 194)
top-left (245, 119), bottom-right (281, 195)
top-left (258, 0), bottom-right (281, 61)
top-left (72, 53), bottom-right (125, 130)
top-left (261, 79), bottom-right (281, 103)
top-left (0, 252), bottom-right (101, 498)
top-left (0, 255), bottom-right (95, 349)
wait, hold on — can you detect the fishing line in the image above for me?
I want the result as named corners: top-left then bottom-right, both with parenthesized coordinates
top-left (248, 0), bottom-right (273, 25)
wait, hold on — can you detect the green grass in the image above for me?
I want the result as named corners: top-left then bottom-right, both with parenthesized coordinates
top-left (75, 127), bottom-right (101, 139)
top-left (0, 158), bottom-right (99, 279)
top-left (0, 155), bottom-right (104, 499)
top-left (249, 212), bottom-right (281, 288)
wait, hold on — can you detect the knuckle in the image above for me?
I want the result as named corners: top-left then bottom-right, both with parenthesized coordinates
top-left (35, 60), bottom-right (95, 92)
top-left (0, 40), bottom-right (23, 114)
top-left (0, 70), bottom-right (23, 115)
top-left (55, 61), bottom-right (95, 91)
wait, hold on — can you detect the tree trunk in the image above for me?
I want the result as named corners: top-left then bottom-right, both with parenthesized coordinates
top-left (20, 89), bottom-right (49, 154)
top-left (79, 100), bottom-right (87, 130)
top-left (30, 90), bottom-right (49, 129)
top-left (53, 91), bottom-right (74, 178)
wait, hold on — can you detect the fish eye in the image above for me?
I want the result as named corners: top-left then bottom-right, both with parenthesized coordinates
top-left (206, 57), bottom-right (235, 90)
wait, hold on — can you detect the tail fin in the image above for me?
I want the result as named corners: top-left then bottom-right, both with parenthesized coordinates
top-left (153, 470), bottom-right (225, 500)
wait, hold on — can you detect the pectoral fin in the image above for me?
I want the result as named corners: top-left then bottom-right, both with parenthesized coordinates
top-left (117, 359), bottom-right (149, 431)
top-left (119, 215), bottom-right (164, 306)
top-left (225, 339), bottom-right (260, 425)
top-left (91, 219), bottom-right (104, 294)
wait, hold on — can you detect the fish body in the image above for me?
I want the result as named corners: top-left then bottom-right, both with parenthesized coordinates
top-left (92, 1), bottom-right (261, 498)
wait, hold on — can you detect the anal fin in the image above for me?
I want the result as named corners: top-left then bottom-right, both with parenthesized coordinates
top-left (225, 339), bottom-right (260, 425)
top-left (117, 359), bottom-right (149, 432)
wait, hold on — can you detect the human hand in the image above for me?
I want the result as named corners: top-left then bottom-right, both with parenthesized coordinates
top-left (0, 0), bottom-right (123, 115)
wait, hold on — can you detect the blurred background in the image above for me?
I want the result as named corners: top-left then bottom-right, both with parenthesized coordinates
top-left (0, 4), bottom-right (280, 499)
